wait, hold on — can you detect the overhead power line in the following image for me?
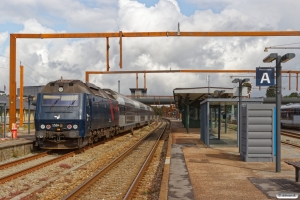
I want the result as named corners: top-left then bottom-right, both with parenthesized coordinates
top-left (0, 55), bottom-right (49, 83)
top-left (264, 41), bottom-right (300, 52)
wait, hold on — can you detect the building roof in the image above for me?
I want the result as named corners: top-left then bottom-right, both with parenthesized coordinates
top-left (0, 95), bottom-right (35, 109)
top-left (129, 88), bottom-right (147, 93)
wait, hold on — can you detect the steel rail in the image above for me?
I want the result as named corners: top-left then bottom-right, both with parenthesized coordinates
top-left (0, 151), bottom-right (49, 170)
top-left (0, 151), bottom-right (75, 184)
top-left (124, 119), bottom-right (170, 200)
top-left (281, 141), bottom-right (300, 148)
top-left (62, 122), bottom-right (164, 200)
top-left (281, 131), bottom-right (300, 140)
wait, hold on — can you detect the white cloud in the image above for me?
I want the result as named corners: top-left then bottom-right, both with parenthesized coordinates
top-left (0, 32), bottom-right (8, 47)
top-left (1, 0), bottom-right (300, 97)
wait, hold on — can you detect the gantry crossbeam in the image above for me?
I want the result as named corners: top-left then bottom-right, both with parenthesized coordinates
top-left (9, 31), bottom-right (300, 129)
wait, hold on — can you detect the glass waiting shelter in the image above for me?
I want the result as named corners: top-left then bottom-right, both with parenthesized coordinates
top-left (200, 98), bottom-right (263, 147)
top-left (173, 87), bottom-right (235, 133)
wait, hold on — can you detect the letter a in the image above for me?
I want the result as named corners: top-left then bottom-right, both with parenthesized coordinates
top-left (260, 73), bottom-right (270, 83)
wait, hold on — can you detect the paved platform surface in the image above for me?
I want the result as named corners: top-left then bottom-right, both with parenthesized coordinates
top-left (163, 119), bottom-right (300, 200)
top-left (0, 129), bottom-right (35, 147)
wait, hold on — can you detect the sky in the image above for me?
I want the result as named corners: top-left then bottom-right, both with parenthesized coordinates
top-left (0, 0), bottom-right (300, 97)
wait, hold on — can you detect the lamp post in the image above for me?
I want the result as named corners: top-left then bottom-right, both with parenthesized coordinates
top-left (232, 78), bottom-right (250, 152)
top-left (263, 53), bottom-right (295, 172)
top-left (28, 95), bottom-right (33, 135)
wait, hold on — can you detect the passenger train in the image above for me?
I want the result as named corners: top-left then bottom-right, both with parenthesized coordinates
top-left (281, 103), bottom-right (300, 129)
top-left (34, 79), bottom-right (155, 149)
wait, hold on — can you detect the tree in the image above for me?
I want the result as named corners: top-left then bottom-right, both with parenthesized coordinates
top-left (151, 106), bottom-right (163, 116)
top-left (266, 85), bottom-right (276, 97)
top-left (284, 92), bottom-right (299, 98)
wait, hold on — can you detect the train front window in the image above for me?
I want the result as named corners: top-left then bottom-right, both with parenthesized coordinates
top-left (42, 94), bottom-right (79, 107)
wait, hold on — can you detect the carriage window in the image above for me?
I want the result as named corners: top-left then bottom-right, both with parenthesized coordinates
top-left (42, 94), bottom-right (79, 106)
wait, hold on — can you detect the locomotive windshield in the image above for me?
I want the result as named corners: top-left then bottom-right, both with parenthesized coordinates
top-left (42, 94), bottom-right (79, 107)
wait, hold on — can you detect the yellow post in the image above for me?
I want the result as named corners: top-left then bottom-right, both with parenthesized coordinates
top-left (9, 34), bottom-right (17, 131)
top-left (20, 65), bottom-right (24, 127)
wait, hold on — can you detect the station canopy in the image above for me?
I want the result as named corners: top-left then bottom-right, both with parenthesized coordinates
top-left (173, 87), bottom-right (237, 110)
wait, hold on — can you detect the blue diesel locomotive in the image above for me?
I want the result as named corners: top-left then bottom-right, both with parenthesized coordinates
top-left (34, 79), bottom-right (154, 149)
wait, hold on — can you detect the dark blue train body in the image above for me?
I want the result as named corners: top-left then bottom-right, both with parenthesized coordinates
top-left (35, 79), bottom-right (154, 149)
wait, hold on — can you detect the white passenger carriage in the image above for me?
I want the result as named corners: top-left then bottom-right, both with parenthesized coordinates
top-left (103, 89), bottom-right (154, 132)
top-left (281, 103), bottom-right (300, 128)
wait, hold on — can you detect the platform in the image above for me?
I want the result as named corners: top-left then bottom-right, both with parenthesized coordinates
top-left (0, 129), bottom-right (36, 162)
top-left (160, 119), bottom-right (300, 200)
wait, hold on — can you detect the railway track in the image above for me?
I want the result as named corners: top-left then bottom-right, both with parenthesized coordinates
top-left (281, 130), bottom-right (300, 148)
top-left (0, 122), bottom-right (162, 200)
top-left (0, 126), bottom-right (142, 185)
top-left (281, 130), bottom-right (300, 140)
top-left (62, 120), bottom-right (170, 200)
top-left (0, 151), bottom-right (76, 184)
top-left (0, 141), bottom-right (106, 185)
top-left (0, 151), bottom-right (49, 170)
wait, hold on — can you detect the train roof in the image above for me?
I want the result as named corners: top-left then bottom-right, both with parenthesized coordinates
top-left (103, 88), bottom-right (153, 110)
top-left (41, 79), bottom-right (153, 110)
top-left (281, 103), bottom-right (300, 109)
top-left (40, 79), bottom-right (113, 99)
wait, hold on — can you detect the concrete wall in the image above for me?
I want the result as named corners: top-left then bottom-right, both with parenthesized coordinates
top-left (0, 142), bottom-right (34, 162)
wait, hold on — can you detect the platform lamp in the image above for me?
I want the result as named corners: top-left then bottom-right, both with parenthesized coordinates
top-left (27, 95), bottom-right (33, 135)
top-left (263, 53), bottom-right (295, 173)
top-left (214, 90), bottom-right (225, 98)
top-left (232, 78), bottom-right (249, 152)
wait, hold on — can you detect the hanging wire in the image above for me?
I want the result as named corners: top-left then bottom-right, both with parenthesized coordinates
top-left (0, 54), bottom-right (49, 83)
top-left (21, 61), bottom-right (48, 80)
top-left (270, 41), bottom-right (300, 47)
top-left (0, 65), bottom-right (43, 84)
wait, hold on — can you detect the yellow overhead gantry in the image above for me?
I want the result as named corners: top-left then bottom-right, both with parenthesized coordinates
top-left (9, 31), bottom-right (300, 130)
top-left (86, 69), bottom-right (300, 92)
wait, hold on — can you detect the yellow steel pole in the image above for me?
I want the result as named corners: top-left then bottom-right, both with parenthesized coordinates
top-left (85, 72), bottom-right (89, 82)
top-left (9, 35), bottom-right (16, 131)
top-left (20, 65), bottom-right (24, 127)
top-left (119, 31), bottom-right (122, 69)
top-left (11, 31), bottom-right (300, 39)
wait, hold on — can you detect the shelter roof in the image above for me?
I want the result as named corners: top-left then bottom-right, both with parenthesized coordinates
top-left (173, 87), bottom-right (235, 110)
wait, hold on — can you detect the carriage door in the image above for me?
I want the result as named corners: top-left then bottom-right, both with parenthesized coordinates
top-left (86, 95), bottom-right (92, 132)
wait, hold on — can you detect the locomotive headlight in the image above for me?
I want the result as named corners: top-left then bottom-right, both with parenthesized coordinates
top-left (40, 124), bottom-right (45, 129)
top-left (58, 87), bottom-right (63, 92)
top-left (73, 124), bottom-right (78, 129)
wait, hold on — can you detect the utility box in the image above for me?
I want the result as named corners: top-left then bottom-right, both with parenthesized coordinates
top-left (240, 104), bottom-right (275, 162)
